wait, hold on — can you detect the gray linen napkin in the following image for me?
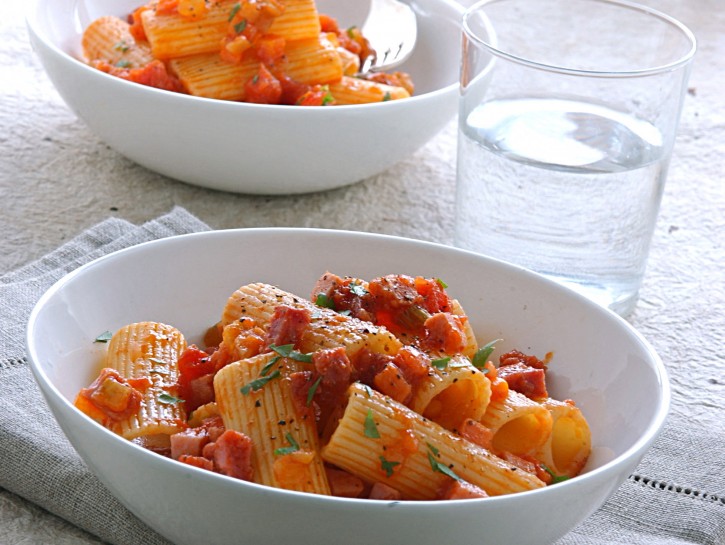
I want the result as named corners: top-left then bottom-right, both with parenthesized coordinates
top-left (0, 207), bottom-right (208, 545)
top-left (1, 208), bottom-right (723, 545)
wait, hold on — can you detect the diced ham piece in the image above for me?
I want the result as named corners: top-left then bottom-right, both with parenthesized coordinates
top-left (310, 271), bottom-right (343, 301)
top-left (188, 373), bottom-right (215, 410)
top-left (266, 305), bottom-right (311, 347)
top-left (496, 363), bottom-right (547, 400)
top-left (497, 350), bottom-right (549, 400)
top-left (373, 362), bottom-right (412, 404)
top-left (314, 347), bottom-right (352, 388)
top-left (170, 427), bottom-right (210, 460)
top-left (352, 348), bottom-right (393, 386)
top-left (423, 312), bottom-right (467, 354)
top-left (459, 418), bottom-right (494, 451)
top-left (288, 370), bottom-right (316, 420)
top-left (393, 345), bottom-right (433, 388)
top-left (438, 480), bottom-right (489, 500)
top-left (211, 430), bottom-right (254, 481)
top-left (326, 467), bottom-right (365, 498)
top-left (178, 455), bottom-right (214, 471)
top-left (369, 482), bottom-right (402, 501)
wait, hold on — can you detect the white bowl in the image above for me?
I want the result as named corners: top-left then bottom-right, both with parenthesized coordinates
top-left (27, 229), bottom-right (668, 545)
top-left (25, 0), bottom-right (463, 195)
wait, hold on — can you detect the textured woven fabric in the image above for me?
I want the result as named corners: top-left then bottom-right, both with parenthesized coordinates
top-left (1, 209), bottom-right (723, 545)
top-left (0, 207), bottom-right (208, 545)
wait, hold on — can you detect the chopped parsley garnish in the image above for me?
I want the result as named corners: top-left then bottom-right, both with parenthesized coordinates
top-left (228, 2), bottom-right (241, 21)
top-left (159, 393), bottom-right (184, 405)
top-left (273, 433), bottom-right (300, 456)
top-left (259, 356), bottom-right (280, 376)
top-left (364, 409), bottom-right (380, 438)
top-left (115, 60), bottom-right (132, 68)
top-left (472, 338), bottom-right (502, 369)
top-left (113, 40), bottom-right (130, 52)
top-left (240, 370), bottom-right (281, 395)
top-left (94, 331), bottom-right (113, 343)
top-left (234, 19), bottom-right (248, 34)
top-left (349, 282), bottom-right (367, 297)
top-left (270, 343), bottom-right (313, 363)
top-left (436, 278), bottom-right (448, 289)
top-left (321, 87), bottom-right (335, 106)
top-left (379, 455), bottom-right (400, 477)
top-left (431, 356), bottom-right (451, 370)
top-left (427, 443), bottom-right (460, 481)
top-left (382, 92), bottom-right (392, 102)
top-left (361, 384), bottom-right (374, 397)
top-left (542, 464), bottom-right (570, 484)
top-left (315, 293), bottom-right (335, 309)
top-left (306, 375), bottom-right (323, 406)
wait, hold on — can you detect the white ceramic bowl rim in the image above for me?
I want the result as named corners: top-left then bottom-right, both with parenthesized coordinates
top-left (26, 227), bottom-right (670, 507)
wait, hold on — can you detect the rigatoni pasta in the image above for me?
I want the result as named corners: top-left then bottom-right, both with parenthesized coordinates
top-left (79, 0), bottom-right (414, 105)
top-left (321, 383), bottom-right (545, 498)
top-left (74, 322), bottom-right (187, 441)
top-left (74, 272), bottom-right (591, 501)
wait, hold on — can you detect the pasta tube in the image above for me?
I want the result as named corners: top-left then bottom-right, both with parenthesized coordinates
top-left (141, 1), bottom-right (234, 59)
top-left (267, 0), bottom-right (321, 40)
top-left (214, 352), bottom-right (330, 494)
top-left (327, 76), bottom-right (410, 105)
top-left (169, 53), bottom-right (258, 101)
top-left (532, 399), bottom-right (591, 478)
top-left (221, 282), bottom-right (402, 358)
top-left (104, 322), bottom-right (187, 439)
top-left (321, 383), bottom-right (545, 499)
top-left (410, 354), bottom-right (491, 432)
top-left (479, 390), bottom-right (553, 456)
top-left (82, 16), bottom-right (154, 68)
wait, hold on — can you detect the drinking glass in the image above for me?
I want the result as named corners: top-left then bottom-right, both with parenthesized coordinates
top-left (455, 0), bottom-right (696, 316)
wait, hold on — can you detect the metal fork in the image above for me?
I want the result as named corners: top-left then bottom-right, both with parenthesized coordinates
top-left (359, 0), bottom-right (418, 74)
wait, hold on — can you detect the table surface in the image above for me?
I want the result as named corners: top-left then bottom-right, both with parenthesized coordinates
top-left (1, 0), bottom-right (723, 542)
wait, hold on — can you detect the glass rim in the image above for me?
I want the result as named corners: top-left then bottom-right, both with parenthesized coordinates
top-left (462, 0), bottom-right (697, 78)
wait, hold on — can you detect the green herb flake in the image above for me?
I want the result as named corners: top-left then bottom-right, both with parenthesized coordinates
top-left (346, 26), bottom-right (358, 38)
top-left (113, 40), bottom-right (130, 52)
top-left (234, 19), bottom-right (248, 34)
top-left (306, 375), bottom-right (323, 406)
top-left (240, 370), bottom-right (281, 395)
top-left (364, 409), bottom-right (380, 439)
top-left (436, 278), bottom-right (448, 289)
top-left (472, 338), bottom-right (502, 369)
top-left (431, 356), bottom-right (451, 370)
top-left (382, 92), bottom-right (392, 102)
top-left (542, 464), bottom-right (570, 484)
top-left (321, 85), bottom-right (335, 106)
top-left (228, 2), bottom-right (241, 21)
top-left (361, 384), bottom-right (374, 397)
top-left (426, 443), bottom-right (460, 481)
top-left (270, 343), bottom-right (313, 363)
top-left (315, 293), bottom-right (336, 309)
top-left (259, 355), bottom-right (281, 376)
top-left (159, 393), bottom-right (184, 405)
top-left (349, 282), bottom-right (367, 297)
top-left (94, 331), bottom-right (113, 343)
top-left (115, 60), bottom-right (132, 68)
top-left (379, 455), bottom-right (400, 478)
top-left (274, 433), bottom-right (300, 456)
